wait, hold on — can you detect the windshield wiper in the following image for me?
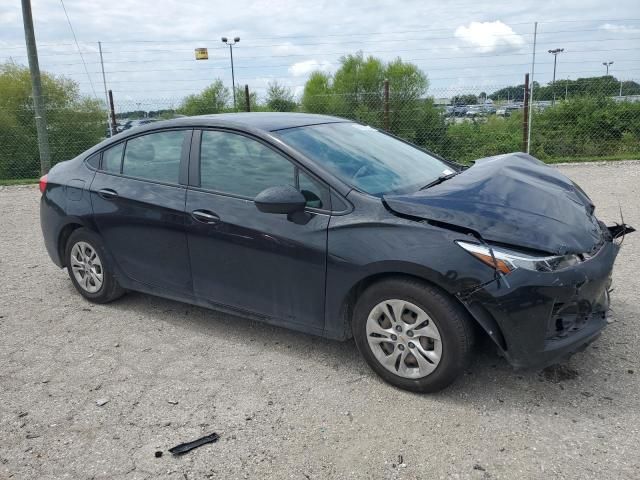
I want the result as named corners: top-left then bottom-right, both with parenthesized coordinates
top-left (419, 171), bottom-right (459, 190)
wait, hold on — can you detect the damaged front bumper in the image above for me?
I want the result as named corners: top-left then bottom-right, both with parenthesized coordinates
top-left (459, 228), bottom-right (629, 369)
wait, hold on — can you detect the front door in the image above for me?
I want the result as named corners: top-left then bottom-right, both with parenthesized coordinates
top-left (185, 129), bottom-right (331, 331)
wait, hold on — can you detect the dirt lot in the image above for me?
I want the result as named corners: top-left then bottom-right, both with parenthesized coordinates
top-left (1, 161), bottom-right (639, 480)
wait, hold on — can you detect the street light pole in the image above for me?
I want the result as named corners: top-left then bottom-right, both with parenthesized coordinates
top-left (602, 61), bottom-right (613, 76)
top-left (548, 48), bottom-right (564, 106)
top-left (221, 36), bottom-right (240, 110)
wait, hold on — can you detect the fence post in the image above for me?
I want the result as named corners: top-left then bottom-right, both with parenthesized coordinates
top-left (522, 73), bottom-right (530, 154)
top-left (244, 84), bottom-right (251, 112)
top-left (108, 90), bottom-right (117, 135)
top-left (383, 79), bottom-right (390, 131)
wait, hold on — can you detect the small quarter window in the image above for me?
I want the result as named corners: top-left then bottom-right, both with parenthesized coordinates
top-left (298, 170), bottom-right (330, 209)
top-left (86, 152), bottom-right (100, 169)
top-left (102, 143), bottom-right (124, 173)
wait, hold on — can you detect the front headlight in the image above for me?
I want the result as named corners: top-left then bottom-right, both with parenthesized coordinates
top-left (456, 240), bottom-right (581, 274)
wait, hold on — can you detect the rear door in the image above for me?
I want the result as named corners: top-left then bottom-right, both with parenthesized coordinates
top-left (90, 129), bottom-right (193, 295)
top-left (185, 129), bottom-right (331, 332)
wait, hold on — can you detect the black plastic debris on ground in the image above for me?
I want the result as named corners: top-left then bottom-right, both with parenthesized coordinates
top-left (169, 433), bottom-right (220, 455)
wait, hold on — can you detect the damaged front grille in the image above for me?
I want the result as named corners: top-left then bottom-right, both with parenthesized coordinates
top-left (546, 300), bottom-right (607, 342)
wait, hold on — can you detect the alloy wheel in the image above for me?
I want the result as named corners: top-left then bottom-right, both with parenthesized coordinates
top-left (70, 241), bottom-right (104, 294)
top-left (366, 299), bottom-right (442, 379)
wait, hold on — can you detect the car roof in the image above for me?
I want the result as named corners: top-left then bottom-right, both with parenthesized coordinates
top-left (123, 112), bottom-right (349, 134)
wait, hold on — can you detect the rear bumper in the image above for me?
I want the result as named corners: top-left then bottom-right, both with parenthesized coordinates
top-left (40, 195), bottom-right (65, 267)
top-left (463, 239), bottom-right (619, 369)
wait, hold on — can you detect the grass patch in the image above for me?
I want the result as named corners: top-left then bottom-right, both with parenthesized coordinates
top-left (543, 154), bottom-right (640, 164)
top-left (0, 178), bottom-right (39, 186)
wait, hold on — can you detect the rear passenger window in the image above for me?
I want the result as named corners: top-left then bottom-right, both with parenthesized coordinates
top-left (200, 131), bottom-right (295, 198)
top-left (122, 131), bottom-right (187, 184)
top-left (102, 143), bottom-right (124, 173)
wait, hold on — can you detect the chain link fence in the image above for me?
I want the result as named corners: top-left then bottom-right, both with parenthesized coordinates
top-left (1, 82), bottom-right (640, 181)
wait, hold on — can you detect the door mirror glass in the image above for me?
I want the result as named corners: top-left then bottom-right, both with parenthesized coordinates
top-left (254, 185), bottom-right (306, 214)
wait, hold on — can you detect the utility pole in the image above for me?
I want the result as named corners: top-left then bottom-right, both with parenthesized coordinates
top-left (108, 90), bottom-right (117, 134)
top-left (221, 36), bottom-right (240, 110)
top-left (548, 48), bottom-right (564, 106)
top-left (98, 41), bottom-right (113, 136)
top-left (527, 21), bottom-right (537, 154)
top-left (21, 0), bottom-right (51, 174)
top-left (522, 73), bottom-right (530, 153)
top-left (602, 61), bottom-right (613, 76)
top-left (244, 84), bottom-right (251, 112)
top-left (383, 79), bottom-right (390, 131)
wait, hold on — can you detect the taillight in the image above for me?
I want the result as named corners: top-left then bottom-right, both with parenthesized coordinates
top-left (39, 174), bottom-right (48, 194)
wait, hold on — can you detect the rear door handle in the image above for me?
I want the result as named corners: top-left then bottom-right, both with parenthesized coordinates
top-left (191, 209), bottom-right (220, 224)
top-left (98, 188), bottom-right (118, 199)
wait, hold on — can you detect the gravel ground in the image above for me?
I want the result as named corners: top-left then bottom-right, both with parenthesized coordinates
top-left (1, 161), bottom-right (639, 480)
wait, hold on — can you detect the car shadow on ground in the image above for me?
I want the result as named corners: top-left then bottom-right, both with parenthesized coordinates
top-left (98, 288), bottom-right (602, 406)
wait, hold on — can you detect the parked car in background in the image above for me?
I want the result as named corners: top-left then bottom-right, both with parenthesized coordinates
top-left (453, 105), bottom-right (468, 117)
top-left (496, 104), bottom-right (523, 117)
top-left (465, 106), bottom-right (483, 117)
top-left (39, 113), bottom-right (633, 392)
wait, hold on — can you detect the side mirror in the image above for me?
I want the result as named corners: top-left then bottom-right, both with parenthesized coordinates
top-left (254, 185), bottom-right (306, 215)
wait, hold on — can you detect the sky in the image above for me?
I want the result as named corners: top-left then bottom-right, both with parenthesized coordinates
top-left (1, 0), bottom-right (639, 110)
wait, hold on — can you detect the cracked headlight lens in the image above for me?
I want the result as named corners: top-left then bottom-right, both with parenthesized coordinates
top-left (456, 241), bottom-right (581, 274)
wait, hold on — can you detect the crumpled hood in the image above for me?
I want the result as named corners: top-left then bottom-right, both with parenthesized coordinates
top-left (384, 153), bottom-right (603, 255)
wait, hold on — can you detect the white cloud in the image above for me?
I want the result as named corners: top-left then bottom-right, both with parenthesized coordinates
top-left (600, 23), bottom-right (640, 34)
top-left (454, 21), bottom-right (525, 53)
top-left (288, 60), bottom-right (332, 77)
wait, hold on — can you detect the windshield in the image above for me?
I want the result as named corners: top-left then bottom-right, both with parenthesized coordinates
top-left (276, 122), bottom-right (454, 196)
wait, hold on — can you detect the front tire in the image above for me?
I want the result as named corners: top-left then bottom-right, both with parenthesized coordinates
top-left (352, 278), bottom-right (474, 393)
top-left (65, 228), bottom-right (124, 303)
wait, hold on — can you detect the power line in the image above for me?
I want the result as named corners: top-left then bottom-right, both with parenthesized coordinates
top-left (78, 58), bottom-right (640, 76)
top-left (59, 0), bottom-right (98, 98)
top-left (4, 38), bottom-right (638, 66)
top-left (68, 68), bottom-right (640, 85)
top-left (2, 26), bottom-right (637, 54)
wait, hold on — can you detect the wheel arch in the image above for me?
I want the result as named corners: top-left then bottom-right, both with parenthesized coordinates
top-left (57, 218), bottom-right (98, 267)
top-left (336, 270), bottom-right (507, 352)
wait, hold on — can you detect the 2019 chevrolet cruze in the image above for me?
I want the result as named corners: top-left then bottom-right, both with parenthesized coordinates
top-left (39, 113), bottom-right (633, 392)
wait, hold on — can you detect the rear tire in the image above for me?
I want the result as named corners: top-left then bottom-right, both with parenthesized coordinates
top-left (352, 278), bottom-right (474, 393)
top-left (65, 228), bottom-right (125, 303)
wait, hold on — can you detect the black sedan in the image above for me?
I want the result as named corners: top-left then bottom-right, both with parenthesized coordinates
top-left (39, 113), bottom-right (632, 392)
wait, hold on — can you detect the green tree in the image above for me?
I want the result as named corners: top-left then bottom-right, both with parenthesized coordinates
top-left (0, 62), bottom-right (105, 179)
top-left (301, 53), bottom-right (430, 130)
top-left (301, 71), bottom-right (332, 113)
top-left (179, 79), bottom-right (230, 115)
top-left (451, 94), bottom-right (478, 105)
top-left (266, 81), bottom-right (297, 112)
top-left (489, 83), bottom-right (538, 102)
top-left (385, 57), bottom-right (428, 135)
top-left (331, 52), bottom-right (385, 122)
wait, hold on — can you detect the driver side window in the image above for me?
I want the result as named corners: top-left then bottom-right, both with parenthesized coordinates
top-left (199, 130), bottom-right (330, 209)
top-left (200, 131), bottom-right (295, 198)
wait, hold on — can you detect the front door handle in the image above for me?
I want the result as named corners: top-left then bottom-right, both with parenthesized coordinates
top-left (191, 209), bottom-right (220, 224)
top-left (98, 188), bottom-right (118, 199)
